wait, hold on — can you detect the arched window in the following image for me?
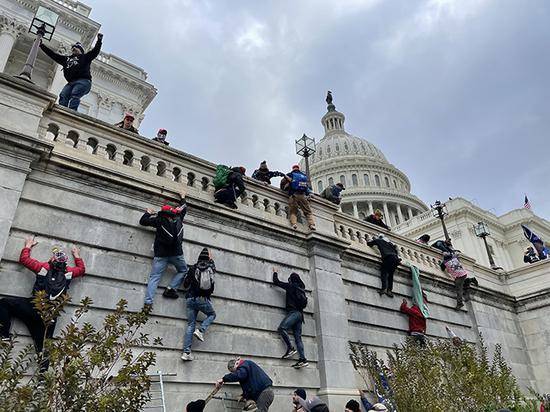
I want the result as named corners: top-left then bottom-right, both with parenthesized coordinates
top-left (123, 150), bottom-right (134, 166)
top-left (335, 143), bottom-right (340, 152)
top-left (340, 175), bottom-right (346, 186)
top-left (86, 138), bottom-right (98, 154)
top-left (375, 175), bottom-right (381, 187)
top-left (66, 130), bottom-right (79, 148)
top-left (385, 177), bottom-right (390, 187)
top-left (140, 156), bottom-right (150, 172)
top-left (364, 174), bottom-right (370, 186)
top-left (328, 177), bottom-right (334, 186)
top-left (173, 167), bottom-right (182, 182)
top-left (105, 144), bottom-right (117, 161)
top-left (157, 161), bottom-right (166, 177)
top-left (393, 179), bottom-right (398, 189)
top-left (352, 174), bottom-right (358, 186)
top-left (318, 181), bottom-right (323, 193)
top-left (46, 123), bottom-right (59, 141)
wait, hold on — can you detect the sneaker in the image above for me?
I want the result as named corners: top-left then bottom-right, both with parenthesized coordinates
top-left (292, 224), bottom-right (298, 230)
top-left (282, 348), bottom-right (297, 359)
top-left (455, 302), bottom-right (464, 310)
top-left (309, 225), bottom-right (316, 231)
top-left (292, 359), bottom-right (309, 369)
top-left (227, 203), bottom-right (238, 209)
top-left (470, 278), bottom-right (479, 287)
top-left (162, 287), bottom-right (179, 299)
top-left (181, 352), bottom-right (193, 361)
top-left (377, 289), bottom-right (386, 296)
top-left (142, 303), bottom-right (153, 313)
top-left (193, 329), bottom-right (204, 342)
top-left (385, 290), bottom-right (394, 298)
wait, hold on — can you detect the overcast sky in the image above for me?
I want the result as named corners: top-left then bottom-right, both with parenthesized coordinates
top-left (87, 0), bottom-right (550, 219)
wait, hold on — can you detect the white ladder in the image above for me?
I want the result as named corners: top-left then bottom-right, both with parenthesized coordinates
top-left (144, 371), bottom-right (177, 412)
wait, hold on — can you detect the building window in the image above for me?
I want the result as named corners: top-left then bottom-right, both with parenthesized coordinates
top-left (393, 180), bottom-right (398, 189)
top-left (328, 177), bottom-right (334, 186)
top-left (340, 175), bottom-right (346, 186)
top-left (352, 174), bottom-right (358, 186)
top-left (318, 181), bottom-right (323, 193)
top-left (385, 177), bottom-right (390, 187)
top-left (335, 143), bottom-right (340, 152)
top-left (364, 174), bottom-right (370, 186)
top-left (375, 175), bottom-right (381, 186)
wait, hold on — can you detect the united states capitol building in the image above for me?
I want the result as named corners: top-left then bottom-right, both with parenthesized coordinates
top-left (0, 1), bottom-right (549, 411)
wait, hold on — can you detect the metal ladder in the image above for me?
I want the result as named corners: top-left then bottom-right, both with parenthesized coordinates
top-left (143, 371), bottom-right (177, 412)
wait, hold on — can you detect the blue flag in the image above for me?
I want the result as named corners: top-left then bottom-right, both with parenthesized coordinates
top-left (522, 225), bottom-right (549, 259)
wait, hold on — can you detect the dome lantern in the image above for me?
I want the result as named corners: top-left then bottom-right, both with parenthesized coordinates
top-left (321, 91), bottom-right (345, 134)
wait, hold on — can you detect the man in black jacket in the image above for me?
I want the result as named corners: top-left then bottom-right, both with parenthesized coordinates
top-left (367, 234), bottom-right (400, 297)
top-left (365, 209), bottom-right (390, 231)
top-left (181, 248), bottom-right (216, 361)
top-left (139, 191), bottom-right (188, 309)
top-left (272, 268), bottom-right (308, 369)
top-left (214, 167), bottom-right (246, 209)
top-left (252, 161), bottom-right (285, 185)
top-left (40, 33), bottom-right (103, 111)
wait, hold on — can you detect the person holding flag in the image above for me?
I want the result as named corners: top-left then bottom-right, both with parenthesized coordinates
top-left (522, 225), bottom-right (548, 261)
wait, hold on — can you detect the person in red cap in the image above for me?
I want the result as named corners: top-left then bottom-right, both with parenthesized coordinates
top-left (284, 165), bottom-right (315, 230)
top-left (153, 129), bottom-right (169, 146)
top-left (214, 167), bottom-right (247, 209)
top-left (114, 113), bottom-right (139, 134)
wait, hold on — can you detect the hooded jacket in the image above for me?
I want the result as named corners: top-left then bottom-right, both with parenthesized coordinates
top-left (227, 167), bottom-right (246, 194)
top-left (139, 200), bottom-right (187, 257)
top-left (400, 301), bottom-right (426, 334)
top-left (273, 272), bottom-right (306, 313)
top-left (222, 360), bottom-right (273, 401)
top-left (184, 255), bottom-right (216, 299)
top-left (296, 397), bottom-right (329, 412)
top-left (40, 39), bottom-right (102, 83)
top-left (252, 168), bottom-right (285, 184)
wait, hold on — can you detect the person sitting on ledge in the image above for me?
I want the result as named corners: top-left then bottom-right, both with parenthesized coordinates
top-left (114, 113), bottom-right (139, 134)
top-left (153, 128), bottom-right (170, 146)
top-left (320, 182), bottom-right (345, 205)
top-left (416, 234), bottom-right (431, 245)
top-left (39, 34), bottom-right (103, 111)
top-left (365, 209), bottom-right (390, 231)
top-left (251, 161), bottom-right (285, 185)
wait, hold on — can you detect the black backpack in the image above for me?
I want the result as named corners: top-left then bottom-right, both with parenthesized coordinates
top-left (33, 261), bottom-right (70, 300)
top-left (293, 286), bottom-right (308, 311)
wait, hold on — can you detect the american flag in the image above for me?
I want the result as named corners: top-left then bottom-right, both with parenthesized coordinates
top-left (524, 195), bottom-right (531, 209)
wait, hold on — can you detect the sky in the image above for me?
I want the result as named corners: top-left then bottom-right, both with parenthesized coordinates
top-left (86, 0), bottom-right (550, 219)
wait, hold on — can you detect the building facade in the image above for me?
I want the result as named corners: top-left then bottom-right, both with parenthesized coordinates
top-left (307, 95), bottom-right (428, 227)
top-left (0, 0), bottom-right (156, 126)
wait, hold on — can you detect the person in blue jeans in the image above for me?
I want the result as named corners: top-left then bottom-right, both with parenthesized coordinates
top-left (181, 248), bottom-right (216, 361)
top-left (40, 33), bottom-right (103, 111)
top-left (272, 267), bottom-right (308, 369)
top-left (139, 191), bottom-right (188, 309)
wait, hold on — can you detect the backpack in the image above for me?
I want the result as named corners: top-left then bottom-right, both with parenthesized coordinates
top-left (33, 261), bottom-right (71, 300)
top-left (157, 214), bottom-right (184, 246)
top-left (194, 263), bottom-right (215, 291)
top-left (290, 172), bottom-right (309, 193)
top-left (293, 286), bottom-right (308, 310)
top-left (213, 165), bottom-right (232, 190)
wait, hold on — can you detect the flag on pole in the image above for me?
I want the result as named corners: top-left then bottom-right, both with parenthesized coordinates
top-left (522, 224), bottom-right (548, 260)
top-left (524, 195), bottom-right (531, 209)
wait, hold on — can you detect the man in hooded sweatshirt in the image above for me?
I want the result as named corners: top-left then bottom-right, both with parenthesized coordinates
top-left (367, 234), bottom-right (400, 297)
top-left (252, 161), bottom-right (285, 185)
top-left (39, 34), bottom-right (103, 111)
top-left (273, 268), bottom-right (308, 369)
top-left (214, 166), bottom-right (247, 209)
top-left (180, 248), bottom-right (216, 361)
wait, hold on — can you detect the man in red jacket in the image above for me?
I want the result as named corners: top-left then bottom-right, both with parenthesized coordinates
top-left (0, 236), bottom-right (85, 355)
top-left (400, 292), bottom-right (428, 346)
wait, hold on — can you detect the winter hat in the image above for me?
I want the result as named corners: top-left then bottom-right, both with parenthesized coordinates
top-left (297, 396), bottom-right (326, 412)
top-left (198, 247), bottom-right (209, 262)
top-left (294, 388), bottom-right (307, 400)
top-left (259, 160), bottom-right (268, 169)
top-left (186, 399), bottom-right (205, 412)
top-left (72, 42), bottom-right (84, 53)
top-left (239, 166), bottom-right (246, 175)
top-left (345, 399), bottom-right (361, 412)
top-left (335, 182), bottom-right (345, 189)
top-left (157, 128), bottom-right (167, 136)
top-left (368, 404), bottom-right (388, 412)
top-left (292, 164), bottom-right (300, 170)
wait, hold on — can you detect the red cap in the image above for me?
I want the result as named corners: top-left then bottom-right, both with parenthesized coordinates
top-left (161, 205), bottom-right (172, 212)
top-left (158, 128), bottom-right (167, 135)
top-left (239, 166), bottom-right (246, 175)
top-left (292, 164), bottom-right (300, 170)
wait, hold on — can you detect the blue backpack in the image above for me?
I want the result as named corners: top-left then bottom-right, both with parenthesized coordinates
top-left (290, 172), bottom-right (309, 193)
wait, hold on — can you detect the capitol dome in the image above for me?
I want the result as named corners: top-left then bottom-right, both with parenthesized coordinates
top-left (305, 92), bottom-right (428, 226)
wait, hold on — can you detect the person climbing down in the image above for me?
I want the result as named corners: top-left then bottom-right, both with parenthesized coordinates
top-left (152, 128), bottom-right (170, 146)
top-left (400, 292), bottom-right (428, 346)
top-left (39, 33), bottom-right (103, 111)
top-left (181, 248), bottom-right (216, 361)
top-left (285, 165), bottom-right (315, 230)
top-left (367, 234), bottom-right (400, 297)
top-left (216, 357), bottom-right (274, 412)
top-left (365, 209), bottom-right (390, 230)
top-left (214, 166), bottom-right (247, 209)
top-left (115, 113), bottom-right (139, 134)
top-left (0, 236), bottom-right (85, 371)
top-left (272, 268), bottom-right (309, 369)
top-left (252, 161), bottom-right (285, 185)
top-left (139, 190), bottom-right (188, 309)
top-left (320, 182), bottom-right (344, 205)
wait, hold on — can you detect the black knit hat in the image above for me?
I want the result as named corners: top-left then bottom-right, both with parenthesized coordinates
top-left (294, 388), bottom-right (307, 400)
top-left (345, 399), bottom-right (361, 412)
top-left (186, 399), bottom-right (205, 412)
top-left (72, 42), bottom-right (84, 54)
top-left (198, 247), bottom-right (209, 262)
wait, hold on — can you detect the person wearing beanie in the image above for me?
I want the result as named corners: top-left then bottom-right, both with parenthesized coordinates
top-left (214, 166), bottom-right (247, 209)
top-left (292, 388), bottom-right (307, 411)
top-left (320, 182), bottom-right (345, 205)
top-left (139, 189), bottom-right (188, 308)
top-left (365, 209), bottom-right (390, 231)
top-left (114, 113), bottom-right (139, 134)
top-left (186, 399), bottom-right (205, 412)
top-left (180, 247), bottom-right (216, 361)
top-left (367, 234), bottom-right (400, 297)
top-left (252, 161), bottom-right (286, 185)
top-left (296, 396), bottom-right (329, 412)
top-left (273, 268), bottom-right (309, 369)
top-left (284, 165), bottom-right (316, 230)
top-left (152, 129), bottom-right (170, 145)
top-left (39, 33), bottom-right (103, 111)
top-left (345, 399), bottom-right (361, 412)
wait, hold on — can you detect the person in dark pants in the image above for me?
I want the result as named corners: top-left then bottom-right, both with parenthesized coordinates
top-left (400, 292), bottom-right (428, 346)
top-left (367, 234), bottom-right (400, 297)
top-left (139, 190), bottom-right (188, 309)
top-left (181, 248), bottom-right (216, 361)
top-left (0, 236), bottom-right (85, 369)
top-left (214, 167), bottom-right (246, 209)
top-left (40, 34), bottom-right (103, 111)
top-left (216, 357), bottom-right (274, 412)
top-left (272, 268), bottom-right (308, 369)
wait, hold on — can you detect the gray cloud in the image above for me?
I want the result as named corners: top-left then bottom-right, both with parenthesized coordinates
top-left (87, 0), bottom-right (550, 219)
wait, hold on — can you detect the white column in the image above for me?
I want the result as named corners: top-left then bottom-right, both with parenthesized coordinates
top-left (352, 201), bottom-right (359, 218)
top-left (368, 201), bottom-right (374, 215)
top-left (397, 204), bottom-right (404, 223)
top-left (408, 207), bottom-right (413, 220)
top-left (383, 202), bottom-right (391, 226)
top-left (0, 31), bottom-right (16, 72)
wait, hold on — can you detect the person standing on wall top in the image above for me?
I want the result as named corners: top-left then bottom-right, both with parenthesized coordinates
top-left (39, 33), bottom-right (103, 111)
top-left (139, 189), bottom-right (188, 310)
top-left (252, 161), bottom-right (285, 185)
top-left (272, 267), bottom-right (309, 369)
top-left (0, 236), bottom-right (85, 370)
top-left (180, 247), bottom-right (216, 361)
top-left (216, 357), bottom-right (274, 412)
top-left (115, 113), bottom-right (139, 134)
top-left (285, 165), bottom-right (316, 230)
top-left (367, 234), bottom-right (400, 297)
top-left (320, 182), bottom-right (345, 205)
top-left (153, 129), bottom-right (170, 146)
top-left (365, 209), bottom-right (390, 230)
